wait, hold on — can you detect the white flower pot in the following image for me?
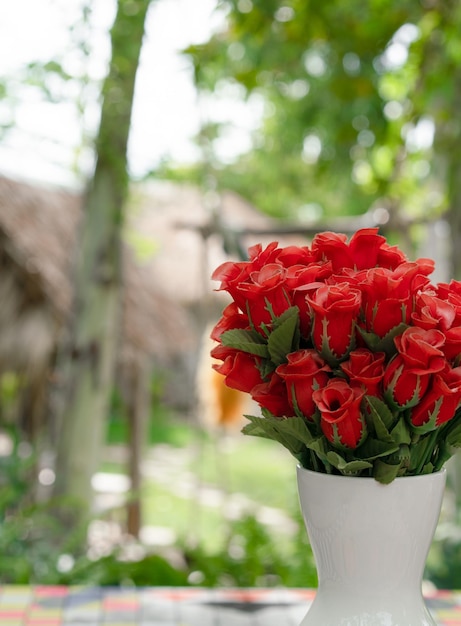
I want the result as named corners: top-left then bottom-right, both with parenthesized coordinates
top-left (297, 466), bottom-right (446, 626)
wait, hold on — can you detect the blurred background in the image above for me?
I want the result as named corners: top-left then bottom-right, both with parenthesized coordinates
top-left (1, 0), bottom-right (461, 589)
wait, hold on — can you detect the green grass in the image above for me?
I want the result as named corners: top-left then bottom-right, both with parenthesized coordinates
top-left (141, 482), bottom-right (230, 552)
top-left (106, 406), bottom-right (202, 448)
top-left (103, 408), bottom-right (301, 555)
top-left (137, 433), bottom-right (299, 548)
top-left (189, 435), bottom-right (299, 511)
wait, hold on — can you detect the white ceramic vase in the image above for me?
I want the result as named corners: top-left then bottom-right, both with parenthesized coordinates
top-left (297, 465), bottom-right (446, 626)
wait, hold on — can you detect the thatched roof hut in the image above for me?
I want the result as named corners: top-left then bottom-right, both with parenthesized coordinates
top-left (0, 175), bottom-right (200, 370)
top-left (0, 177), bottom-right (75, 375)
top-left (0, 174), bottom-right (278, 424)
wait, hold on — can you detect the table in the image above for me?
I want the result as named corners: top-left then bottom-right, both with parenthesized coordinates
top-left (1, 586), bottom-right (461, 625)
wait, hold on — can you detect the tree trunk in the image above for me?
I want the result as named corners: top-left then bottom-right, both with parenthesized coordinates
top-left (126, 355), bottom-right (152, 537)
top-left (52, 0), bottom-right (151, 519)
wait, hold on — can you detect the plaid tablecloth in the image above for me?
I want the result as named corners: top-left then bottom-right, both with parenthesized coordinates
top-left (0, 586), bottom-right (460, 625)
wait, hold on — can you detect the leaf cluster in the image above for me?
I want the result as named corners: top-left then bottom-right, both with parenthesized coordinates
top-left (178, 0), bottom-right (461, 223)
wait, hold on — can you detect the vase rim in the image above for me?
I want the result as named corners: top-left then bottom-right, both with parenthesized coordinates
top-left (296, 464), bottom-right (447, 484)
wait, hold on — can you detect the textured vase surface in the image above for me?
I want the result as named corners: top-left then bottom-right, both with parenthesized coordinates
top-left (297, 466), bottom-right (446, 626)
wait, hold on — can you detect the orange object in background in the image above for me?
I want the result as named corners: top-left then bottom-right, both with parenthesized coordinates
top-left (207, 367), bottom-right (247, 431)
top-left (196, 326), bottom-right (250, 434)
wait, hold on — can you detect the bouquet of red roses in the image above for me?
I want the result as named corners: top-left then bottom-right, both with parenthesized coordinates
top-left (210, 228), bottom-right (461, 483)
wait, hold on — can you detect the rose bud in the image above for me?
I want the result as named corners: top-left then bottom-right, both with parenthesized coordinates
top-left (307, 283), bottom-right (362, 364)
top-left (251, 372), bottom-right (293, 417)
top-left (211, 347), bottom-right (263, 394)
top-left (210, 303), bottom-right (250, 342)
top-left (313, 379), bottom-right (367, 449)
top-left (340, 349), bottom-right (386, 396)
top-left (237, 262), bottom-right (291, 329)
top-left (410, 366), bottom-right (461, 432)
top-left (383, 327), bottom-right (446, 409)
top-left (359, 263), bottom-right (431, 338)
top-left (276, 349), bottom-right (331, 420)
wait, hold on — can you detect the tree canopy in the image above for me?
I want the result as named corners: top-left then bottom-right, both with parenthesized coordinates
top-left (177, 0), bottom-right (461, 255)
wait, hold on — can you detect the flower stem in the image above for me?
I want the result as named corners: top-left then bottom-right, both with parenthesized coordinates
top-left (415, 430), bottom-right (439, 475)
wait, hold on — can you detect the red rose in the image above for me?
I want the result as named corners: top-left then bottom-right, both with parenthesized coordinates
top-left (312, 379), bottom-right (366, 449)
top-left (307, 283), bottom-right (362, 362)
top-left (251, 372), bottom-right (292, 417)
top-left (359, 263), bottom-right (431, 337)
top-left (237, 262), bottom-right (291, 329)
top-left (375, 242), bottom-right (408, 270)
top-left (412, 291), bottom-right (456, 332)
top-left (340, 349), bottom-right (386, 396)
top-left (311, 231), bottom-right (351, 271)
top-left (435, 281), bottom-right (461, 360)
top-left (210, 303), bottom-right (250, 342)
top-left (438, 280), bottom-right (461, 299)
top-left (211, 348), bottom-right (263, 394)
top-left (346, 228), bottom-right (388, 270)
top-left (414, 256), bottom-right (436, 277)
top-left (285, 261), bottom-right (333, 338)
top-left (247, 241), bottom-right (281, 267)
top-left (276, 349), bottom-right (331, 420)
top-left (311, 228), bottom-right (402, 272)
top-left (442, 327), bottom-right (461, 362)
top-left (212, 241), bottom-right (281, 311)
top-left (274, 245), bottom-right (315, 267)
top-left (394, 327), bottom-right (446, 372)
top-left (211, 260), bottom-right (251, 311)
top-left (410, 365), bottom-right (461, 431)
top-left (383, 327), bottom-right (447, 408)
top-left (437, 281), bottom-right (461, 324)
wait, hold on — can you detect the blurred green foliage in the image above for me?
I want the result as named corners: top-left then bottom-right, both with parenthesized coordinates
top-left (0, 418), bottom-right (317, 587)
top-left (425, 522), bottom-right (461, 590)
top-left (0, 411), bottom-right (458, 589)
top-left (107, 380), bottom-right (195, 448)
top-left (163, 0), bottom-right (461, 238)
top-left (185, 511), bottom-right (317, 588)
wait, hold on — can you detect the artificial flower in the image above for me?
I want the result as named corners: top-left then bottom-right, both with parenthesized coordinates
top-left (211, 228), bottom-right (461, 483)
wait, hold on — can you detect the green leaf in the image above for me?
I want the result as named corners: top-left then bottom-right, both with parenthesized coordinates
top-left (305, 436), bottom-right (330, 458)
top-left (221, 328), bottom-right (270, 358)
top-left (389, 418), bottom-right (411, 445)
top-left (373, 459), bottom-right (402, 484)
top-left (364, 395), bottom-right (395, 441)
top-left (267, 306), bottom-right (300, 365)
top-left (242, 416), bottom-right (303, 457)
top-left (393, 444), bottom-right (411, 474)
top-left (241, 413), bottom-right (315, 459)
top-left (421, 462), bottom-right (435, 475)
top-left (433, 441), bottom-right (452, 471)
top-left (355, 437), bottom-right (399, 461)
top-left (241, 416), bottom-right (276, 441)
top-left (408, 434), bottom-right (437, 473)
top-left (444, 419), bottom-right (461, 448)
top-left (264, 413), bottom-right (317, 445)
top-left (272, 305), bottom-right (300, 332)
top-left (325, 451), bottom-right (372, 474)
top-left (357, 322), bottom-right (408, 357)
